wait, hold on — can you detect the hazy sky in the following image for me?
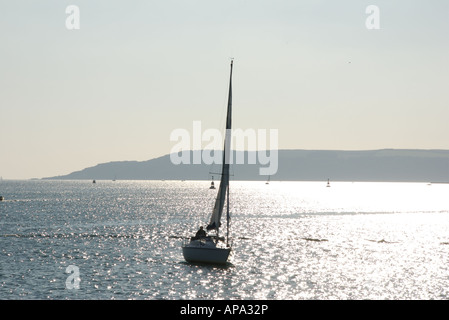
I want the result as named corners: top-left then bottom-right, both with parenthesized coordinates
top-left (1, 0), bottom-right (448, 179)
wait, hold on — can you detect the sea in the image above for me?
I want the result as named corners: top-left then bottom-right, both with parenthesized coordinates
top-left (0, 179), bottom-right (448, 301)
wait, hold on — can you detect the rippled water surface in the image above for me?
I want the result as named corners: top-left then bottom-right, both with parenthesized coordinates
top-left (1, 180), bottom-right (448, 299)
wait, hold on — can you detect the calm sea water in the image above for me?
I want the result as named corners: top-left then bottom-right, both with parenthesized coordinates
top-left (0, 179), bottom-right (448, 300)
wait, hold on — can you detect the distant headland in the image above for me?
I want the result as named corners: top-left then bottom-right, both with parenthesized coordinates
top-left (43, 149), bottom-right (449, 183)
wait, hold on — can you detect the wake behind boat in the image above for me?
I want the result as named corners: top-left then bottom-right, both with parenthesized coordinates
top-left (182, 60), bottom-right (234, 265)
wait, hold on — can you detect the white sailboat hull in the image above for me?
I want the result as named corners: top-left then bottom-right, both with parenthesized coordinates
top-left (182, 240), bottom-right (231, 264)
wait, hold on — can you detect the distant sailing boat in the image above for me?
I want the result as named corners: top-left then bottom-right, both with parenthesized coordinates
top-left (182, 60), bottom-right (234, 265)
top-left (266, 175), bottom-right (270, 185)
top-left (326, 179), bottom-right (331, 187)
top-left (209, 176), bottom-right (216, 189)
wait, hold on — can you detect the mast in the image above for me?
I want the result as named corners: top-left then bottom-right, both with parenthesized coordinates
top-left (207, 60), bottom-right (233, 235)
top-left (226, 179), bottom-right (230, 247)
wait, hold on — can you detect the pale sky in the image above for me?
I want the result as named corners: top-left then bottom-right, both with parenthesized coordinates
top-left (1, 0), bottom-right (448, 179)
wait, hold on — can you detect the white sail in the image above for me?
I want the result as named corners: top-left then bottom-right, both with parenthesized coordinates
top-left (207, 60), bottom-right (233, 233)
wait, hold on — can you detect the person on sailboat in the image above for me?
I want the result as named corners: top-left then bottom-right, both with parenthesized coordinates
top-left (193, 226), bottom-right (207, 240)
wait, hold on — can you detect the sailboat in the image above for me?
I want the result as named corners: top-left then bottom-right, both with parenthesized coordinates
top-left (182, 60), bottom-right (234, 265)
top-left (265, 175), bottom-right (270, 185)
top-left (209, 176), bottom-right (216, 189)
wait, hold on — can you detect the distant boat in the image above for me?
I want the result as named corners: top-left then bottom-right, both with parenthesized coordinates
top-left (182, 60), bottom-right (234, 265)
top-left (0, 196), bottom-right (4, 201)
top-left (209, 176), bottom-right (216, 189)
top-left (265, 175), bottom-right (270, 185)
top-left (326, 179), bottom-right (330, 187)
top-left (93, 180), bottom-right (96, 184)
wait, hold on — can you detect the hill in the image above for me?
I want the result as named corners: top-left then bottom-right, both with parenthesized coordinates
top-left (43, 149), bottom-right (449, 183)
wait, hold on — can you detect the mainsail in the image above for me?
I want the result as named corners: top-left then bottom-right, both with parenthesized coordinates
top-left (207, 60), bottom-right (233, 232)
